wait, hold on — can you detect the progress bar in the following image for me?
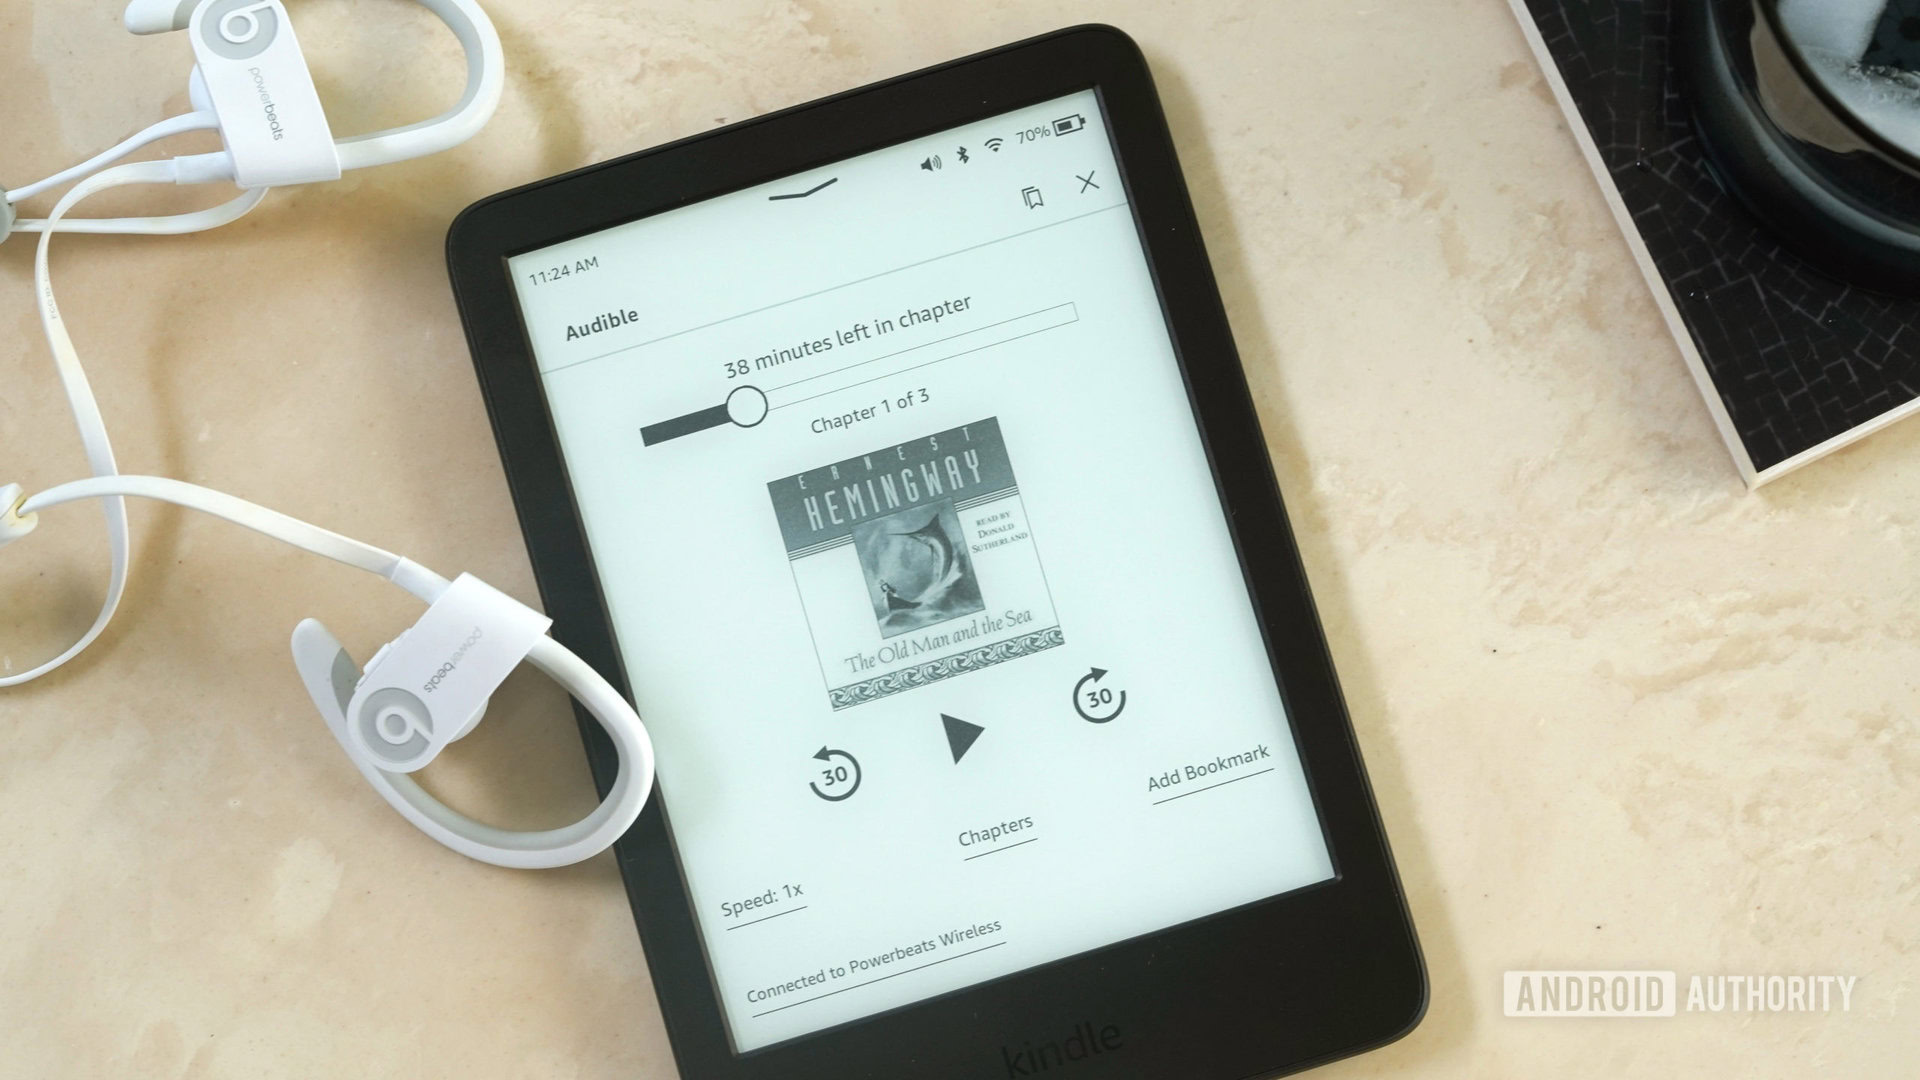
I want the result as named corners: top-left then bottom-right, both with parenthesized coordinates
top-left (638, 303), bottom-right (1078, 446)
top-left (640, 391), bottom-right (763, 446)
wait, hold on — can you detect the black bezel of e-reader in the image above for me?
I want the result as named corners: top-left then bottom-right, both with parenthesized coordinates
top-left (446, 24), bottom-right (1425, 1080)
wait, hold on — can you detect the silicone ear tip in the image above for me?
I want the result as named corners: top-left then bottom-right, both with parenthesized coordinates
top-left (291, 617), bottom-right (342, 655)
top-left (291, 617), bottom-right (363, 724)
top-left (0, 484), bottom-right (38, 545)
top-left (124, 0), bottom-right (193, 34)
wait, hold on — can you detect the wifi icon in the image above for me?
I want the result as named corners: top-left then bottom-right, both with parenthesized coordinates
top-left (985, 137), bottom-right (1005, 153)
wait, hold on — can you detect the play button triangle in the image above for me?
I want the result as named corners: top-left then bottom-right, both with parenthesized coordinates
top-left (941, 714), bottom-right (984, 763)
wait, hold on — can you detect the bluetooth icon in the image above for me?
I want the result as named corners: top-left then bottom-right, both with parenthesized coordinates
top-left (956, 146), bottom-right (970, 165)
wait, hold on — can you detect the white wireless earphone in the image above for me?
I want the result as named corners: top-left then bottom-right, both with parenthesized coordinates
top-left (1, 1), bottom-right (655, 869)
top-left (4, 0), bottom-right (504, 235)
top-left (125, 0), bottom-right (503, 186)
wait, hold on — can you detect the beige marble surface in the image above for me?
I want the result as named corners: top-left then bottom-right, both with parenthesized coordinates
top-left (2, 1), bottom-right (1915, 1076)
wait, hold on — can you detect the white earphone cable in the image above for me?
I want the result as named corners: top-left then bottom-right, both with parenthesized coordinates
top-left (6, 111), bottom-right (221, 205)
top-left (3, 165), bottom-right (146, 686)
top-left (10, 188), bottom-right (268, 237)
top-left (1, 152), bottom-right (654, 868)
top-left (18, 475), bottom-right (411, 584)
top-left (2, 159), bottom-right (269, 687)
top-left (6, 116), bottom-right (270, 238)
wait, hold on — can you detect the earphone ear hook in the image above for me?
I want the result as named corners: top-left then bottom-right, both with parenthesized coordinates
top-left (289, 578), bottom-right (654, 870)
top-left (330, 0), bottom-right (506, 172)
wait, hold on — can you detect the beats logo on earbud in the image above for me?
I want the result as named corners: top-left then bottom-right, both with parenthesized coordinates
top-left (356, 686), bottom-right (437, 768)
top-left (201, 0), bottom-right (279, 59)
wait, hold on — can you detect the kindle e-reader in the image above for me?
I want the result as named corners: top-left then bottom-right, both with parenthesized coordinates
top-left (448, 25), bottom-right (1424, 1079)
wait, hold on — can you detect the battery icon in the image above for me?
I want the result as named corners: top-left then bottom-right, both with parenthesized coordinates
top-left (1051, 114), bottom-right (1087, 136)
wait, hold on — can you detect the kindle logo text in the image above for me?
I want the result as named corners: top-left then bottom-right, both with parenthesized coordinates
top-left (1000, 1020), bottom-right (1123, 1077)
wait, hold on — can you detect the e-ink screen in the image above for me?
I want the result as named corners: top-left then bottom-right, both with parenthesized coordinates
top-left (508, 90), bottom-right (1335, 1052)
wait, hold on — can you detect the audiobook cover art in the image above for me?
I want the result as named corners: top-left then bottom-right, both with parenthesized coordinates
top-left (767, 417), bottom-right (1063, 710)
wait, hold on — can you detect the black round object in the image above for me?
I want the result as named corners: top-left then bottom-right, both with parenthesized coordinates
top-left (1676, 0), bottom-right (1920, 295)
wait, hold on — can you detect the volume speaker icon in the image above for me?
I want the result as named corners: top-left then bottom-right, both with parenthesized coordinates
top-left (985, 137), bottom-right (1005, 153)
top-left (920, 155), bottom-right (942, 171)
